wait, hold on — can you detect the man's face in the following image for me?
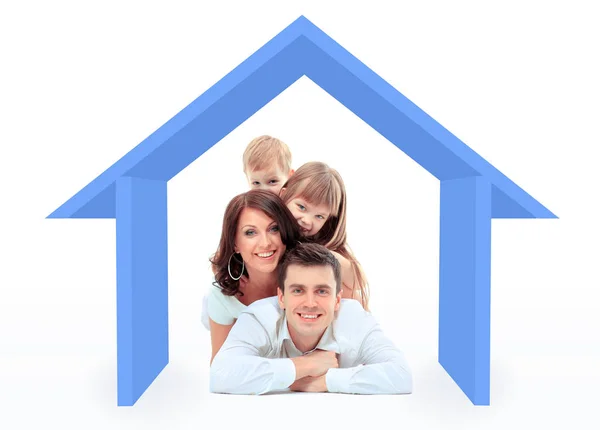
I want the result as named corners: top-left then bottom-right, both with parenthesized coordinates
top-left (246, 165), bottom-right (292, 195)
top-left (277, 264), bottom-right (341, 341)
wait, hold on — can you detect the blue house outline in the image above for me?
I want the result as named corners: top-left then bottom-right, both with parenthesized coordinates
top-left (47, 15), bottom-right (556, 406)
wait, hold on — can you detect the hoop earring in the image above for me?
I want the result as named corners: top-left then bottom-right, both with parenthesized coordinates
top-left (228, 253), bottom-right (244, 281)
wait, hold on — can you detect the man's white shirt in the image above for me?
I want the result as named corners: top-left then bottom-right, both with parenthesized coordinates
top-left (209, 296), bottom-right (413, 395)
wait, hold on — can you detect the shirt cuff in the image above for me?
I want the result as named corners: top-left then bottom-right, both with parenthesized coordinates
top-left (325, 365), bottom-right (363, 393)
top-left (269, 358), bottom-right (297, 391)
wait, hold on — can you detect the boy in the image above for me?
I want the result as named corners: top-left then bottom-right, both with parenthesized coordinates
top-left (242, 135), bottom-right (294, 194)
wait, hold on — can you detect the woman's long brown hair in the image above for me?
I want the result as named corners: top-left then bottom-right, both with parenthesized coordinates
top-left (210, 189), bottom-right (301, 297)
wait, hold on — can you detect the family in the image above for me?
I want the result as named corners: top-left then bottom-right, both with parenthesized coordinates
top-left (201, 135), bottom-right (413, 395)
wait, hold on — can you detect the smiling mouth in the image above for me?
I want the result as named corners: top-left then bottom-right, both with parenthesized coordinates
top-left (297, 313), bottom-right (322, 322)
top-left (256, 251), bottom-right (275, 259)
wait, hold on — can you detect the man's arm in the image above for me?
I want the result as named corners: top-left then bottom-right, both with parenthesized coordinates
top-left (325, 323), bottom-right (413, 395)
top-left (290, 349), bottom-right (339, 381)
top-left (209, 313), bottom-right (296, 395)
top-left (290, 375), bottom-right (327, 392)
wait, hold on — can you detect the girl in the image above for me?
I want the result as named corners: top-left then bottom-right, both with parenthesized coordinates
top-left (280, 161), bottom-right (370, 310)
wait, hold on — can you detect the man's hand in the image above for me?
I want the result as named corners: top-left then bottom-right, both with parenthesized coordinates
top-left (290, 375), bottom-right (328, 393)
top-left (291, 349), bottom-right (339, 380)
top-left (306, 350), bottom-right (339, 376)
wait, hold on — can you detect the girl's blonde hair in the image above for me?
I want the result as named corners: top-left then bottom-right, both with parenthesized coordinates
top-left (280, 161), bottom-right (370, 310)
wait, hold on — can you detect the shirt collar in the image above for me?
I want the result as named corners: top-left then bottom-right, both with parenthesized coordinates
top-left (279, 315), bottom-right (340, 355)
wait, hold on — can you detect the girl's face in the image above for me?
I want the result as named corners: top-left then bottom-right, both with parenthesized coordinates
top-left (234, 207), bottom-right (286, 274)
top-left (285, 196), bottom-right (331, 237)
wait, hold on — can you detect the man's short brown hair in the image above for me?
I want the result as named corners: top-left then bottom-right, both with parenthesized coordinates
top-left (277, 242), bottom-right (341, 295)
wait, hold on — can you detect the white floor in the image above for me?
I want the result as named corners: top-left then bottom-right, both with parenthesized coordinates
top-left (2, 350), bottom-right (597, 429)
top-left (1, 267), bottom-right (598, 429)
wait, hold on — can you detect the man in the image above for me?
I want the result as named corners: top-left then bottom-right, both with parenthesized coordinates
top-left (209, 242), bottom-right (413, 395)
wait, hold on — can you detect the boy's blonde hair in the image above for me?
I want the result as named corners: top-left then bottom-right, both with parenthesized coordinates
top-left (243, 135), bottom-right (292, 174)
top-left (280, 161), bottom-right (370, 310)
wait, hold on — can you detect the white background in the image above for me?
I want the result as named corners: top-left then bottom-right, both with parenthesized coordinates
top-left (1, 1), bottom-right (599, 428)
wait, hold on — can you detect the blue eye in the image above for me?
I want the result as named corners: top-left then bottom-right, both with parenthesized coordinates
top-left (269, 179), bottom-right (278, 185)
top-left (270, 225), bottom-right (280, 232)
top-left (297, 204), bottom-right (305, 211)
top-left (244, 230), bottom-right (256, 236)
top-left (252, 181), bottom-right (260, 186)
top-left (316, 215), bottom-right (325, 220)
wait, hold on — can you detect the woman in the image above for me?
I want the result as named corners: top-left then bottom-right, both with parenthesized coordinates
top-left (203, 189), bottom-right (301, 362)
top-left (280, 161), bottom-right (370, 310)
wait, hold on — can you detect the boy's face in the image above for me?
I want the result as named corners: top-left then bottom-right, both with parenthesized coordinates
top-left (277, 264), bottom-right (341, 342)
top-left (246, 165), bottom-right (292, 195)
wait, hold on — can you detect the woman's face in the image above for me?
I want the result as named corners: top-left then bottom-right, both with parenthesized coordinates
top-left (285, 196), bottom-right (331, 237)
top-left (234, 207), bottom-right (286, 274)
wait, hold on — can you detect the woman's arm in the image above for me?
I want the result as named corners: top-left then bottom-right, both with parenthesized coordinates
top-left (209, 318), bottom-right (234, 364)
top-left (206, 284), bottom-right (239, 363)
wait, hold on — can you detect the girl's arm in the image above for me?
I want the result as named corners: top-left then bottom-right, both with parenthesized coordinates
top-left (330, 251), bottom-right (356, 300)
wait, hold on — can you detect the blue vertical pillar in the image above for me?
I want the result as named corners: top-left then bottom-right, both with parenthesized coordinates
top-left (115, 176), bottom-right (169, 406)
top-left (439, 176), bottom-right (492, 405)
